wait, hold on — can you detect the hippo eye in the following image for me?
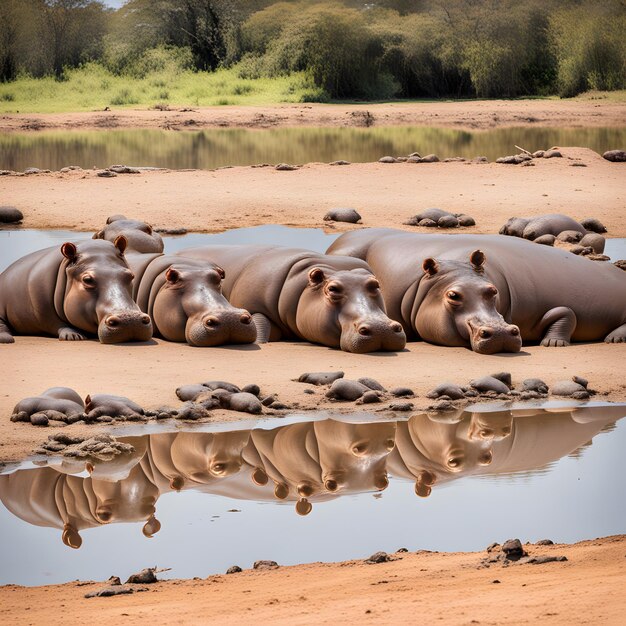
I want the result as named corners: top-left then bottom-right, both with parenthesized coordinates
top-left (82, 274), bottom-right (96, 288)
top-left (484, 286), bottom-right (498, 298)
top-left (446, 290), bottom-right (461, 301)
top-left (366, 279), bottom-right (380, 292)
top-left (352, 442), bottom-right (368, 456)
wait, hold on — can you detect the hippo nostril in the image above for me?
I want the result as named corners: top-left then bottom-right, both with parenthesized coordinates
top-left (240, 313), bottom-right (252, 325)
top-left (274, 483), bottom-right (289, 500)
top-left (96, 508), bottom-right (112, 522)
top-left (141, 314), bottom-right (151, 325)
top-left (324, 479), bottom-right (338, 492)
top-left (479, 328), bottom-right (492, 339)
top-left (510, 327), bottom-right (520, 336)
top-left (297, 483), bottom-right (314, 498)
top-left (105, 316), bottom-right (119, 328)
top-left (391, 322), bottom-right (403, 333)
top-left (204, 317), bottom-right (219, 328)
top-left (358, 326), bottom-right (371, 336)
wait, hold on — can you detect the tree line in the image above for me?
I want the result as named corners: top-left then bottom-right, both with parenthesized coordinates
top-left (1, 0), bottom-right (624, 99)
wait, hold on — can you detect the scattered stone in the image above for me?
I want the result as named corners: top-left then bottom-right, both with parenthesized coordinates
top-left (329, 160), bottom-right (351, 166)
top-left (443, 157), bottom-right (466, 162)
top-left (579, 233), bottom-right (605, 254)
top-left (570, 162), bottom-right (587, 167)
top-left (543, 149), bottom-right (562, 158)
top-left (326, 379), bottom-right (369, 401)
top-left (24, 167), bottom-right (50, 175)
top-left (396, 548), bottom-right (409, 553)
top-left (470, 376), bottom-right (510, 395)
top-left (521, 161), bottom-right (535, 167)
top-left (534, 234), bottom-right (555, 246)
top-left (427, 400), bottom-right (456, 412)
top-left (426, 383), bottom-right (465, 400)
top-left (524, 555), bottom-right (568, 565)
top-left (390, 387), bottom-right (414, 398)
top-left (438, 215), bottom-right (459, 228)
top-left (357, 377), bottom-right (386, 392)
top-left (154, 227), bottom-right (188, 235)
top-left (85, 585), bottom-right (146, 598)
top-left (242, 384), bottom-right (260, 397)
top-left (418, 154), bottom-right (440, 163)
top-left (570, 245), bottom-right (593, 256)
top-left (492, 579), bottom-right (501, 584)
top-left (125, 567), bottom-right (158, 584)
top-left (253, 560), bottom-right (279, 570)
top-left (226, 565), bottom-right (242, 574)
top-left (109, 165), bottom-right (140, 174)
top-left (408, 152), bottom-right (421, 158)
top-left (261, 395), bottom-right (276, 406)
top-left (602, 150), bottom-right (626, 162)
top-left (107, 576), bottom-right (122, 585)
top-left (275, 163), bottom-right (298, 171)
top-left (60, 165), bottom-right (82, 173)
top-left (532, 150), bottom-right (545, 158)
top-left (551, 380), bottom-right (587, 397)
top-left (365, 551), bottom-right (394, 564)
top-left (471, 156), bottom-right (489, 163)
top-left (490, 372), bottom-right (512, 388)
top-left (0, 206), bottom-right (23, 223)
top-left (519, 378), bottom-right (549, 394)
top-left (303, 388), bottom-right (315, 395)
top-left (535, 539), bottom-right (554, 546)
top-left (297, 371), bottom-right (344, 386)
top-left (176, 403), bottom-right (212, 421)
top-left (97, 170), bottom-right (117, 178)
top-left (30, 414), bottom-right (49, 426)
top-left (323, 208), bottom-right (362, 224)
top-left (417, 218), bottom-right (437, 227)
top-left (378, 156), bottom-right (398, 163)
top-left (388, 402), bottom-right (413, 412)
top-left (269, 401), bottom-right (289, 410)
top-left (457, 214), bottom-right (476, 227)
top-left (486, 542), bottom-right (500, 552)
top-left (496, 154), bottom-right (531, 165)
top-left (176, 384), bottom-right (211, 402)
top-left (556, 230), bottom-right (583, 244)
top-left (502, 538), bottom-right (527, 561)
top-left (202, 381), bottom-right (241, 393)
top-left (359, 390), bottom-right (382, 404)
top-left (220, 392), bottom-right (263, 414)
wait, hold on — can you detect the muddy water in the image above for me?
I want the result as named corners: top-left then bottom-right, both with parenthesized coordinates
top-left (2, 126), bottom-right (625, 171)
top-left (0, 227), bottom-right (625, 273)
top-left (0, 403), bottom-right (624, 586)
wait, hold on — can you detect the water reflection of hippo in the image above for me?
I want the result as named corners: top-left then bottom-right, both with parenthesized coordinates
top-left (93, 215), bottom-right (164, 253)
top-left (177, 245), bottom-right (406, 353)
top-left (0, 238), bottom-right (153, 343)
top-left (126, 253), bottom-right (257, 346)
top-left (328, 228), bottom-right (626, 348)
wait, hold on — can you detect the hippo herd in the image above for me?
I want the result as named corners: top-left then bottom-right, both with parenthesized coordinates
top-left (1, 215), bottom-right (625, 353)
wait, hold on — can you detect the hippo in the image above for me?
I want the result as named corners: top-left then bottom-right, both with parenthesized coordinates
top-left (12, 387), bottom-right (85, 421)
top-left (93, 215), bottom-right (164, 253)
top-left (499, 214), bottom-right (586, 240)
top-left (176, 245), bottom-right (406, 353)
top-left (85, 394), bottom-right (145, 420)
top-left (0, 238), bottom-right (153, 344)
top-left (126, 253), bottom-right (256, 346)
top-left (327, 228), bottom-right (626, 348)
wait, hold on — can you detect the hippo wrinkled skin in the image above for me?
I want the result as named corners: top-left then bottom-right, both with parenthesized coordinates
top-left (0, 238), bottom-right (153, 343)
top-left (327, 228), bottom-right (626, 349)
top-left (177, 245), bottom-right (406, 353)
top-left (93, 215), bottom-right (164, 254)
top-left (127, 253), bottom-right (257, 346)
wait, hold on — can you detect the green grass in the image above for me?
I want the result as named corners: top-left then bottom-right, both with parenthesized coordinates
top-left (0, 62), bottom-right (326, 113)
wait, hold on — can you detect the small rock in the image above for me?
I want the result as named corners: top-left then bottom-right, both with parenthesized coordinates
top-left (525, 555), bottom-right (568, 565)
top-left (471, 156), bottom-right (489, 163)
top-left (253, 560), bottom-right (278, 570)
top-left (535, 539), bottom-right (554, 546)
top-left (426, 383), bottom-right (465, 400)
top-left (457, 214), bottom-right (476, 227)
top-left (85, 585), bottom-right (141, 598)
top-left (0, 206), bottom-right (23, 223)
top-left (396, 548), bottom-right (409, 553)
top-left (427, 400), bottom-right (456, 412)
top-left (418, 218), bottom-right (438, 227)
top-left (519, 378), bottom-right (548, 394)
top-left (543, 149), bottom-right (562, 158)
top-left (615, 260), bottom-right (626, 271)
top-left (329, 160), bottom-right (351, 166)
top-left (125, 567), bottom-right (158, 584)
top-left (303, 388), bottom-right (315, 394)
top-left (359, 390), bottom-right (382, 404)
top-left (579, 217), bottom-right (607, 233)
top-left (570, 162), bottom-right (587, 167)
top-left (323, 208), bottom-right (361, 224)
top-left (556, 230), bottom-right (583, 243)
top-left (490, 372), bottom-right (512, 388)
top-left (107, 576), bottom-right (121, 585)
top-left (326, 379), bottom-right (369, 401)
top-left (261, 395), bottom-right (276, 406)
top-left (602, 150), bottom-right (626, 162)
top-left (532, 150), bottom-right (545, 158)
top-left (502, 538), bottom-right (526, 560)
top-left (418, 154), bottom-right (439, 163)
top-left (297, 371), bottom-right (344, 386)
top-left (226, 565), bottom-right (242, 574)
top-left (486, 542), bottom-right (500, 552)
top-left (97, 170), bottom-right (117, 178)
top-left (30, 413), bottom-right (49, 426)
top-left (390, 387), bottom-right (413, 397)
top-left (389, 402), bottom-right (413, 412)
top-left (357, 377), bottom-right (386, 392)
top-left (534, 234), bottom-right (555, 246)
top-left (378, 156), bottom-right (398, 163)
top-left (470, 376), bottom-right (510, 395)
top-left (242, 384), bottom-right (260, 397)
top-left (109, 165), bottom-right (140, 174)
top-left (365, 551), bottom-right (392, 564)
top-left (551, 380), bottom-right (587, 397)
top-left (438, 215), bottom-right (459, 228)
top-left (269, 401), bottom-right (289, 410)
top-left (443, 157), bottom-right (466, 162)
top-left (275, 163), bottom-right (297, 171)
top-left (202, 380), bottom-right (241, 393)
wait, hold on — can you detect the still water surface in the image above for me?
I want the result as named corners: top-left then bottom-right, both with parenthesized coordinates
top-left (0, 404), bottom-right (624, 586)
top-left (1, 226), bottom-right (625, 273)
top-left (1, 126), bottom-right (624, 171)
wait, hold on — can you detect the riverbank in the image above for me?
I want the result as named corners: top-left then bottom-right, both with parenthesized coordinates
top-left (1, 535), bottom-right (624, 625)
top-left (2, 97), bottom-right (626, 133)
top-left (1, 147), bottom-right (625, 236)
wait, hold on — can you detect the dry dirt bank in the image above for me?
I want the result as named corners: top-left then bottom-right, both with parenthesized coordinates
top-left (1, 536), bottom-right (624, 625)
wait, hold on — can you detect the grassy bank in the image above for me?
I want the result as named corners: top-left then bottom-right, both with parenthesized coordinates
top-left (0, 63), bottom-right (326, 114)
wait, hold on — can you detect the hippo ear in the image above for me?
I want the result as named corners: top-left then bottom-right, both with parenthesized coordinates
top-left (61, 242), bottom-right (78, 262)
top-left (113, 235), bottom-right (127, 255)
top-left (165, 268), bottom-right (180, 284)
top-left (215, 265), bottom-right (226, 280)
top-left (308, 267), bottom-right (325, 285)
top-left (145, 223), bottom-right (153, 235)
top-left (106, 214), bottom-right (125, 224)
top-left (84, 395), bottom-right (92, 410)
top-left (92, 230), bottom-right (104, 240)
top-left (62, 524), bottom-right (82, 549)
top-left (422, 258), bottom-right (439, 276)
top-left (470, 249), bottom-right (486, 271)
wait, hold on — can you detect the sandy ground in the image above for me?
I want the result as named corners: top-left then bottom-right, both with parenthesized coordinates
top-left (2, 99), bottom-right (626, 133)
top-left (2, 337), bottom-right (626, 464)
top-left (1, 536), bottom-right (624, 625)
top-left (1, 147), bottom-right (625, 236)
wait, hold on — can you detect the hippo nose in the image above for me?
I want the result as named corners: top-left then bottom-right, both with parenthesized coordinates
top-left (140, 313), bottom-right (151, 325)
top-left (390, 322), bottom-right (403, 333)
top-left (240, 313), bottom-right (252, 325)
top-left (509, 325), bottom-right (520, 336)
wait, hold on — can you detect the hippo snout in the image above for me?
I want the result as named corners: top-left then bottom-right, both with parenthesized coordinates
top-left (468, 320), bottom-right (522, 354)
top-left (186, 309), bottom-right (257, 346)
top-left (341, 318), bottom-right (407, 353)
top-left (98, 311), bottom-right (153, 343)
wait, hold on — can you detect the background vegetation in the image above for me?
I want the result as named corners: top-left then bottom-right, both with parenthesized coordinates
top-left (1, 0), bottom-right (624, 109)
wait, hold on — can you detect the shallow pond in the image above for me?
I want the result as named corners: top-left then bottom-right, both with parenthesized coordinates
top-left (0, 403), bottom-right (624, 586)
top-left (1, 227), bottom-right (625, 273)
top-left (2, 126), bottom-right (625, 171)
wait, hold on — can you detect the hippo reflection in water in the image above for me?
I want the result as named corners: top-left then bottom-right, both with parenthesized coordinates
top-left (1, 406), bottom-right (623, 547)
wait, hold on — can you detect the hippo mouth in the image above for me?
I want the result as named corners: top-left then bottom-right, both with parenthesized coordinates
top-left (185, 312), bottom-right (257, 347)
top-left (340, 320), bottom-right (406, 353)
top-left (466, 319), bottom-right (522, 354)
top-left (98, 311), bottom-right (153, 344)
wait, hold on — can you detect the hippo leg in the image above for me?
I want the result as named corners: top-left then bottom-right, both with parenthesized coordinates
top-left (58, 326), bottom-right (88, 341)
top-left (251, 313), bottom-right (280, 344)
top-left (605, 323), bottom-right (626, 343)
top-left (538, 307), bottom-right (577, 347)
top-left (0, 317), bottom-right (15, 343)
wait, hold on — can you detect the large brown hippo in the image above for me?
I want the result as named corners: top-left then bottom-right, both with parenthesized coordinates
top-left (126, 253), bottom-right (257, 346)
top-left (499, 213), bottom-right (586, 240)
top-left (93, 215), bottom-right (164, 253)
top-left (328, 228), bottom-right (626, 350)
top-left (0, 238), bottom-right (153, 344)
top-left (176, 245), bottom-right (406, 353)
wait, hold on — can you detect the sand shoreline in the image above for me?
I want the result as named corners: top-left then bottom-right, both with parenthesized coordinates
top-left (1, 536), bottom-right (624, 624)
top-left (2, 99), bottom-right (626, 134)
